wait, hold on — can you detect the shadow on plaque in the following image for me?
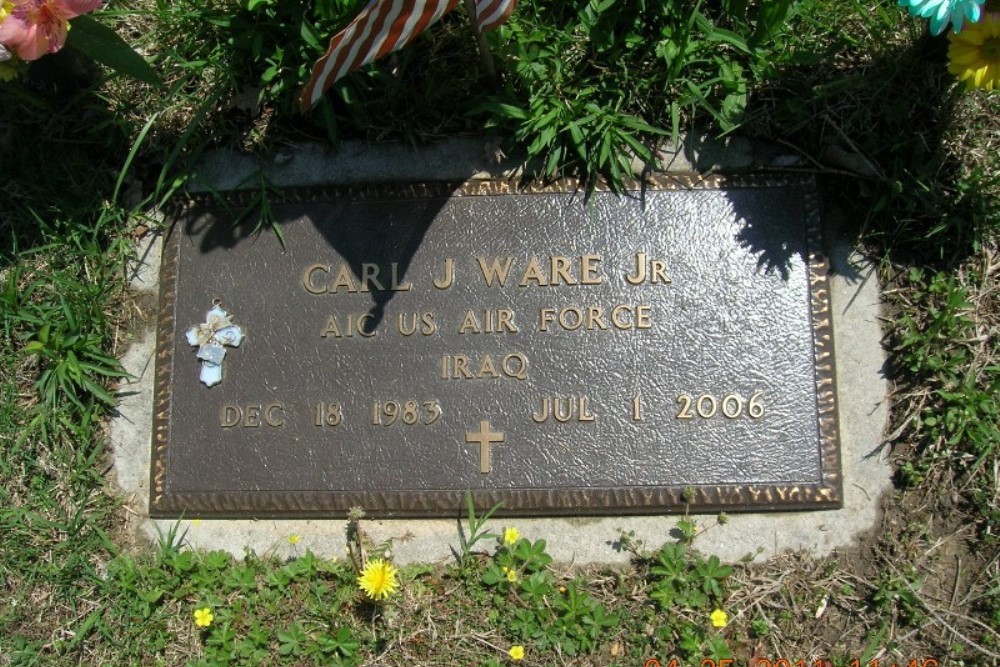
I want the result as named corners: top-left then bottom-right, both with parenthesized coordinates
top-left (179, 184), bottom-right (462, 333)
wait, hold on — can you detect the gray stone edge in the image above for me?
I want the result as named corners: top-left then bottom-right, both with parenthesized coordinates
top-left (187, 133), bottom-right (760, 193)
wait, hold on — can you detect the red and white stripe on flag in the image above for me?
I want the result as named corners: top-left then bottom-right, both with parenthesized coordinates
top-left (300, 0), bottom-right (518, 111)
top-left (474, 0), bottom-right (517, 31)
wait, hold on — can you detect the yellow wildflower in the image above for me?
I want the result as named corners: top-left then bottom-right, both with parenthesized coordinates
top-left (358, 558), bottom-right (399, 601)
top-left (710, 608), bottom-right (728, 628)
top-left (287, 534), bottom-right (302, 545)
top-left (503, 527), bottom-right (520, 546)
top-left (191, 518), bottom-right (202, 527)
top-left (193, 607), bottom-right (214, 628)
top-left (502, 566), bottom-right (518, 583)
top-left (948, 12), bottom-right (1000, 91)
top-left (509, 645), bottom-right (525, 660)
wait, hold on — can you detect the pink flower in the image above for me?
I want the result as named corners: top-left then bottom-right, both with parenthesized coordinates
top-left (0, 0), bottom-right (103, 61)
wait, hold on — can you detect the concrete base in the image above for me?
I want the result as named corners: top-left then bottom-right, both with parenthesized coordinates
top-left (109, 138), bottom-right (890, 564)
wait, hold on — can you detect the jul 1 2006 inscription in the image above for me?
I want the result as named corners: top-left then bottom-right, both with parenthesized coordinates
top-left (150, 174), bottom-right (841, 518)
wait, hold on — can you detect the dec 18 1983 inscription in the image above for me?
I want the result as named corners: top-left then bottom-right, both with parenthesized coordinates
top-left (150, 174), bottom-right (841, 518)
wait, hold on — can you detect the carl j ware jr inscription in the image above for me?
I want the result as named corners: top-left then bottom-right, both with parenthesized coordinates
top-left (150, 175), bottom-right (841, 517)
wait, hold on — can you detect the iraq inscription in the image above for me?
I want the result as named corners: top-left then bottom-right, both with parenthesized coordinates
top-left (151, 175), bottom-right (841, 518)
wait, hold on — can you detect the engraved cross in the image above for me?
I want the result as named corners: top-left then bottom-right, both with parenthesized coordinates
top-left (465, 420), bottom-right (505, 474)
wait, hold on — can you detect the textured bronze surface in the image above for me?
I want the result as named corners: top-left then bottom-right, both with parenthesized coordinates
top-left (150, 174), bottom-right (841, 518)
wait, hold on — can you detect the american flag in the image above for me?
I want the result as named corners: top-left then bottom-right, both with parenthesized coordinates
top-left (300, 0), bottom-right (518, 111)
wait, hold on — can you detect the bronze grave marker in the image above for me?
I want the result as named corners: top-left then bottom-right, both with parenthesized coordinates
top-left (150, 174), bottom-right (840, 517)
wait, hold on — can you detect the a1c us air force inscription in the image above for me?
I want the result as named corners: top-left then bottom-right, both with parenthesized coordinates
top-left (150, 174), bottom-right (841, 518)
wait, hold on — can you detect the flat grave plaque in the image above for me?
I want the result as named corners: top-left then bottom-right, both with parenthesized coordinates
top-left (150, 174), bottom-right (841, 518)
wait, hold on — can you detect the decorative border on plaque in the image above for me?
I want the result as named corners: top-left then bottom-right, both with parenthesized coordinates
top-left (151, 222), bottom-right (180, 511)
top-left (803, 184), bottom-right (843, 507)
top-left (164, 172), bottom-right (808, 215)
top-left (151, 174), bottom-right (842, 518)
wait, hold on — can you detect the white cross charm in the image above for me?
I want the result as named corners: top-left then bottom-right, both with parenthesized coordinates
top-left (186, 303), bottom-right (244, 387)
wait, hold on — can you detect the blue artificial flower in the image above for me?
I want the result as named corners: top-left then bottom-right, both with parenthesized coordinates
top-left (898, 0), bottom-right (985, 35)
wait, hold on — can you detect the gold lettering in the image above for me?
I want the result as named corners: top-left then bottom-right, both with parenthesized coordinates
top-left (625, 253), bottom-right (672, 285)
top-left (518, 257), bottom-right (548, 287)
top-left (625, 251), bottom-right (647, 285)
top-left (397, 312), bottom-right (436, 337)
top-left (550, 256), bottom-right (578, 285)
top-left (244, 405), bottom-right (261, 428)
top-left (539, 305), bottom-right (650, 331)
top-left (301, 263), bottom-right (330, 295)
top-left (321, 313), bottom-right (378, 338)
top-left (304, 262), bottom-right (414, 294)
top-left (636, 305), bottom-right (652, 329)
top-left (502, 353), bottom-right (529, 380)
top-left (222, 404), bottom-right (284, 427)
top-left (265, 402), bottom-right (285, 427)
top-left (389, 262), bottom-right (412, 291)
top-left (330, 264), bottom-right (358, 293)
top-left (586, 306), bottom-right (608, 330)
top-left (553, 397), bottom-right (572, 422)
top-left (611, 304), bottom-right (633, 329)
top-left (477, 355), bottom-right (500, 378)
top-left (539, 308), bottom-right (556, 332)
top-left (531, 396), bottom-right (549, 423)
top-left (497, 309), bottom-right (517, 333)
top-left (650, 259), bottom-right (671, 284)
top-left (581, 255), bottom-right (602, 284)
top-left (459, 310), bottom-right (481, 334)
top-left (433, 258), bottom-right (455, 290)
top-left (320, 315), bottom-right (341, 338)
top-left (359, 263), bottom-right (385, 292)
top-left (220, 404), bottom-right (241, 427)
top-left (315, 402), bottom-right (342, 427)
top-left (357, 314), bottom-right (376, 337)
top-left (460, 309), bottom-right (517, 334)
top-left (454, 354), bottom-right (473, 379)
top-left (420, 311), bottom-right (437, 335)
top-left (558, 306), bottom-right (583, 331)
top-left (398, 312), bottom-right (418, 336)
top-left (441, 353), bottom-right (528, 380)
top-left (677, 394), bottom-right (694, 419)
top-left (477, 256), bottom-right (514, 287)
top-left (532, 396), bottom-right (595, 422)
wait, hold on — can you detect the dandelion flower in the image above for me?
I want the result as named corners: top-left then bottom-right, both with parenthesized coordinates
top-left (898, 0), bottom-right (984, 35)
top-left (949, 12), bottom-right (1000, 90)
top-left (509, 645), bottom-right (525, 660)
top-left (503, 527), bottom-right (520, 546)
top-left (358, 558), bottom-right (399, 600)
top-left (710, 608), bottom-right (729, 628)
top-left (193, 607), bottom-right (214, 628)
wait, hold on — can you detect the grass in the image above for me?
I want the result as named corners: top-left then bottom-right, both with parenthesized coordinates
top-left (1, 0), bottom-right (998, 664)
